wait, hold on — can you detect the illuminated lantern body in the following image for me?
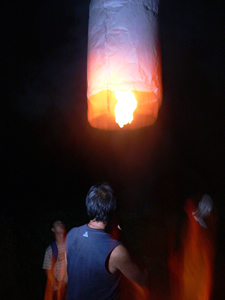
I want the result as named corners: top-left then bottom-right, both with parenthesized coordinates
top-left (87, 0), bottom-right (162, 130)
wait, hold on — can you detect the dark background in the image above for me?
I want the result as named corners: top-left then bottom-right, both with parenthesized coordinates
top-left (2, 0), bottom-right (224, 299)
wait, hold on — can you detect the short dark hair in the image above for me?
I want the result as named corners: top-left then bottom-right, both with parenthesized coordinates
top-left (86, 183), bottom-right (117, 222)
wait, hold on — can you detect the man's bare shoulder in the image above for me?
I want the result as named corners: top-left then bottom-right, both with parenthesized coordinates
top-left (111, 244), bottom-right (130, 261)
top-left (109, 244), bottom-right (148, 288)
top-left (108, 244), bottom-right (130, 273)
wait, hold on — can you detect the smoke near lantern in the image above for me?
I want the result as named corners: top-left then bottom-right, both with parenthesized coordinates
top-left (87, 0), bottom-right (162, 130)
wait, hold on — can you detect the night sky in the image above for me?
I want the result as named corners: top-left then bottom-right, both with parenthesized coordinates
top-left (2, 0), bottom-right (225, 298)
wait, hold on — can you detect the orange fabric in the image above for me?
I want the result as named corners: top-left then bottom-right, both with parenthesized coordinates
top-left (169, 199), bottom-right (216, 300)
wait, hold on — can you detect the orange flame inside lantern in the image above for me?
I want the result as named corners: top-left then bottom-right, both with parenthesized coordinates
top-left (87, 89), bottom-right (161, 130)
top-left (114, 91), bottom-right (137, 128)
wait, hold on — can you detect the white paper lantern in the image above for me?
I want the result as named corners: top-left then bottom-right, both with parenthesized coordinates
top-left (87, 0), bottom-right (162, 130)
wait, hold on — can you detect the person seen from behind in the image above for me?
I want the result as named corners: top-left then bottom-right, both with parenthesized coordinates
top-left (66, 183), bottom-right (149, 300)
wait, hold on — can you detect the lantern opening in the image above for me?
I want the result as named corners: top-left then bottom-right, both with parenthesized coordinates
top-left (88, 90), bottom-right (160, 130)
top-left (114, 90), bottom-right (137, 128)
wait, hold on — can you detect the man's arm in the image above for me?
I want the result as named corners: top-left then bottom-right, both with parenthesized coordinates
top-left (43, 247), bottom-right (56, 286)
top-left (45, 268), bottom-right (56, 286)
top-left (108, 244), bottom-right (148, 287)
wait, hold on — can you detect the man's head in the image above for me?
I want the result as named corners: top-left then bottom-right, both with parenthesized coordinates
top-left (197, 194), bottom-right (213, 218)
top-left (51, 220), bottom-right (66, 235)
top-left (86, 183), bottom-right (117, 223)
top-left (192, 194), bottom-right (213, 228)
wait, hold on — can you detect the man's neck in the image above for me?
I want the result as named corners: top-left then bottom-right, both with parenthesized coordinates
top-left (55, 233), bottom-right (65, 245)
top-left (88, 220), bottom-right (106, 230)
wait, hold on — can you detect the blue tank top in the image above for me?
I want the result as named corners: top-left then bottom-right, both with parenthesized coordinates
top-left (66, 224), bottom-right (121, 300)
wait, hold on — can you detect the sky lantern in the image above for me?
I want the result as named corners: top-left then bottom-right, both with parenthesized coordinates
top-left (87, 0), bottom-right (162, 130)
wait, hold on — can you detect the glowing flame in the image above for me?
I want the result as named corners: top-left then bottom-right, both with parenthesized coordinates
top-left (114, 90), bottom-right (137, 128)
